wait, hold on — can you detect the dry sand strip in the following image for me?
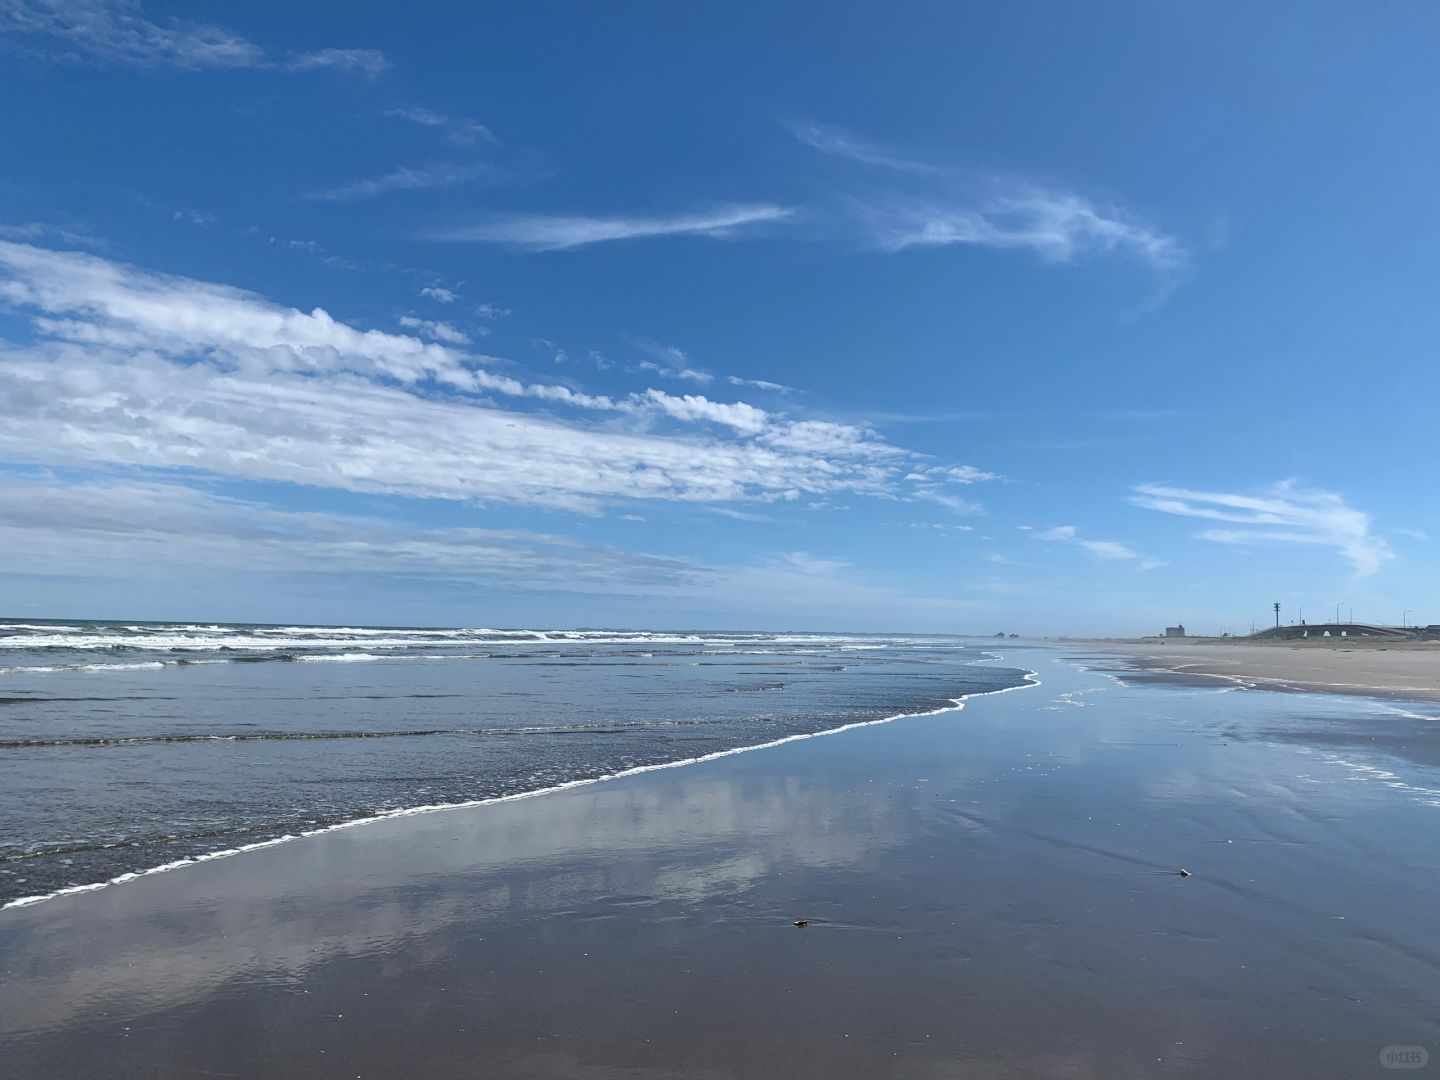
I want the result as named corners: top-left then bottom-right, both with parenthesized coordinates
top-left (1085, 639), bottom-right (1440, 702)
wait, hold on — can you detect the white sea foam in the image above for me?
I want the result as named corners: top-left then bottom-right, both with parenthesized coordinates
top-left (1315, 753), bottom-right (1440, 809)
top-left (1377, 703), bottom-right (1440, 723)
top-left (0, 625), bottom-right (968, 679)
top-left (0, 629), bottom-right (907, 652)
top-left (1, 660), bottom-right (170, 674)
top-left (1044, 687), bottom-right (1108, 711)
top-left (0, 666), bottom-right (1039, 911)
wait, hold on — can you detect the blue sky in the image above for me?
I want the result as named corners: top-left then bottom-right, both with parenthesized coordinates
top-left (2, 1), bottom-right (1437, 633)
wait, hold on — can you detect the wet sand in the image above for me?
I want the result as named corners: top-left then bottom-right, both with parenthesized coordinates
top-left (1096, 640), bottom-right (1440, 701)
top-left (3, 651), bottom-right (1439, 1078)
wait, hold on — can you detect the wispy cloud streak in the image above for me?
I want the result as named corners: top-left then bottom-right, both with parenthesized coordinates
top-left (1029, 523), bottom-right (1161, 568)
top-left (1131, 481), bottom-right (1392, 575)
top-left (858, 187), bottom-right (1185, 270)
top-left (385, 107), bottom-right (495, 146)
top-left (790, 119), bottom-right (1185, 273)
top-left (786, 120), bottom-right (939, 173)
top-left (0, 0), bottom-right (388, 75)
top-left (307, 164), bottom-right (490, 203)
top-left (630, 338), bottom-right (711, 384)
top-left (435, 204), bottom-right (793, 251)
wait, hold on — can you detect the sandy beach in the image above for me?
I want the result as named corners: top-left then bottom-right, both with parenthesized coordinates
top-left (3, 648), bottom-right (1439, 1078)
top-left (1093, 639), bottom-right (1440, 701)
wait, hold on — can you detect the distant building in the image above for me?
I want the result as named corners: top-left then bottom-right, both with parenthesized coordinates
top-left (1164, 625), bottom-right (1186, 638)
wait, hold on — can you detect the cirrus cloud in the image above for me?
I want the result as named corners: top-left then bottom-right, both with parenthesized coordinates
top-left (1131, 481), bottom-right (1392, 576)
top-left (1, 0), bottom-right (388, 76)
top-left (433, 204), bottom-right (794, 251)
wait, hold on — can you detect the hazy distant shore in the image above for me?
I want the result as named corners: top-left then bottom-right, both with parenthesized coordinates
top-left (1082, 637), bottom-right (1440, 701)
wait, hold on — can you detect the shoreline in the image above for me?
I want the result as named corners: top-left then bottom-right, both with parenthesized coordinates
top-left (6, 650), bottom-right (1439, 1078)
top-left (1080, 639), bottom-right (1440, 702)
top-left (1, 666), bottom-right (1041, 912)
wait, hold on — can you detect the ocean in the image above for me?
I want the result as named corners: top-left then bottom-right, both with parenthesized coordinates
top-left (0, 619), bottom-right (1032, 906)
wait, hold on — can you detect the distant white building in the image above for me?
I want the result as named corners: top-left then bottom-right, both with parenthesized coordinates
top-left (1164, 624), bottom-right (1186, 638)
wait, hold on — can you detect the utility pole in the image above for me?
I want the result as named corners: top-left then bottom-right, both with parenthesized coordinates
top-left (1274, 602), bottom-right (1280, 628)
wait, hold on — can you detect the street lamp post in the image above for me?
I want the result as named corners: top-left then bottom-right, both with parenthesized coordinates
top-left (1404, 610), bottom-right (1414, 628)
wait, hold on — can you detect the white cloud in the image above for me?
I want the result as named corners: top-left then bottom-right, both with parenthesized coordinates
top-left (0, 239), bottom-right (471, 387)
top-left (1131, 481), bottom-right (1393, 576)
top-left (787, 120), bottom-right (939, 174)
top-left (1030, 524), bottom-right (1158, 568)
top-left (284, 48), bottom-right (388, 78)
top-left (397, 315), bottom-right (473, 345)
top-left (633, 389), bottom-right (769, 435)
top-left (1076, 539), bottom-right (1138, 561)
top-left (901, 463), bottom-right (1000, 515)
top-left (631, 338), bottom-right (711, 383)
top-left (0, 342), bottom-right (883, 513)
top-left (420, 286), bottom-right (458, 304)
top-left (784, 120), bottom-right (1185, 274)
top-left (434, 204), bottom-right (794, 251)
top-left (637, 361), bottom-right (711, 383)
top-left (0, 0), bottom-right (388, 76)
top-left (907, 464), bottom-right (1001, 484)
top-left (892, 522), bottom-right (974, 533)
top-left (1033, 525), bottom-right (1077, 540)
top-left (476, 302), bottom-right (510, 319)
top-left (0, 220), bottom-right (105, 248)
top-left (860, 185), bottom-right (1185, 270)
top-left (727, 375), bottom-right (795, 393)
top-left (0, 241), bottom-right (997, 518)
top-left (307, 163), bottom-right (490, 203)
top-left (263, 235), bottom-right (363, 273)
top-left (913, 491), bottom-right (985, 515)
top-left (171, 207), bottom-right (218, 227)
top-left (385, 107), bottom-right (494, 145)
top-left (758, 419), bottom-right (900, 458)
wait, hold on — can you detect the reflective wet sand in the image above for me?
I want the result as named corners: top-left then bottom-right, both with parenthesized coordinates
top-left (3, 650), bottom-right (1438, 1078)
